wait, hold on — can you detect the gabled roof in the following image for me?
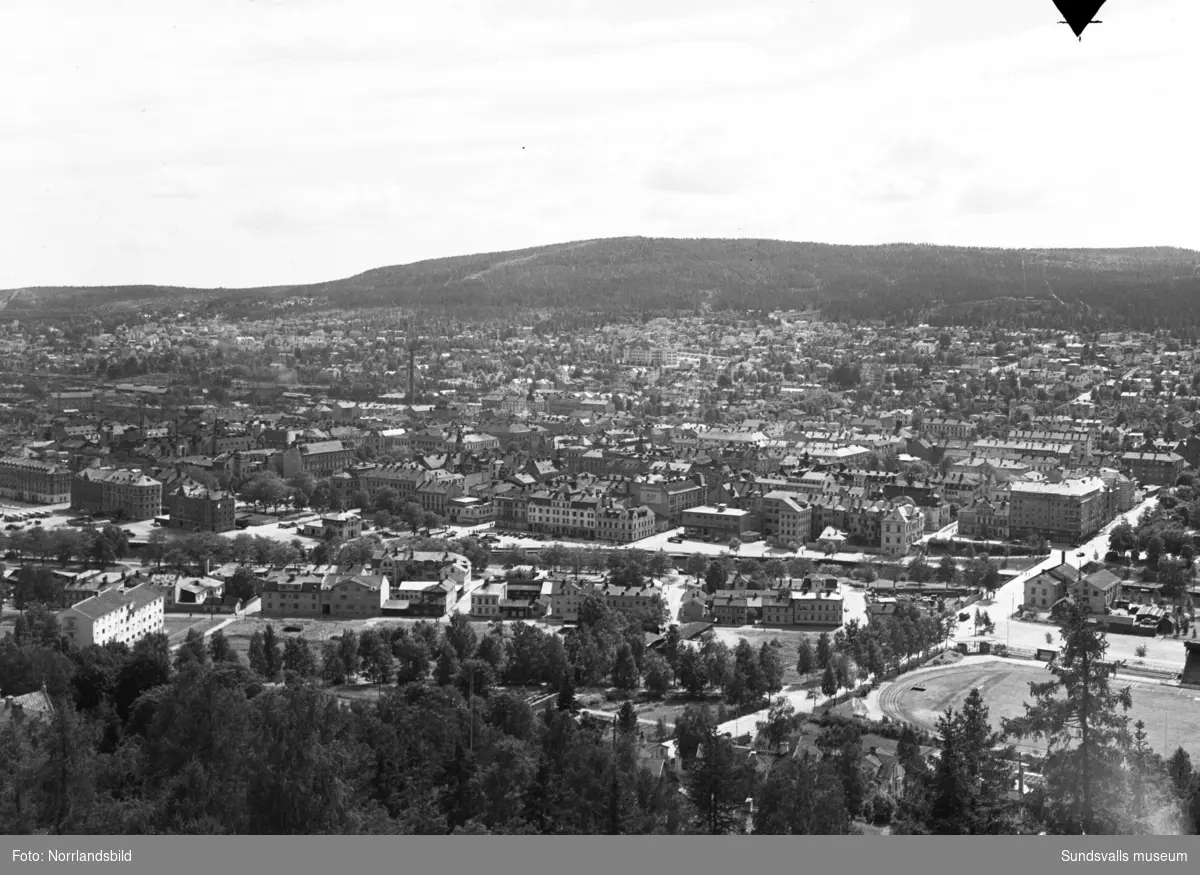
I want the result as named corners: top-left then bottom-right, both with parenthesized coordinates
top-left (60, 582), bottom-right (163, 620)
top-left (0, 686), bottom-right (55, 726)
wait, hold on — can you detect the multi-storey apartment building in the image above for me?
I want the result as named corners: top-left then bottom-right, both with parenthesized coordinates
top-left (414, 474), bottom-right (465, 515)
top-left (446, 496), bottom-right (495, 526)
top-left (595, 502), bottom-right (656, 543)
top-left (922, 418), bottom-right (976, 440)
top-left (280, 440), bottom-right (354, 478)
top-left (543, 578), bottom-right (587, 621)
top-left (71, 467), bottom-right (163, 521)
top-left (165, 481), bottom-right (237, 532)
top-left (1009, 428), bottom-right (1094, 458)
top-left (759, 491), bottom-right (813, 543)
top-left (1120, 451), bottom-right (1186, 487)
top-left (1007, 477), bottom-right (1110, 544)
top-left (628, 478), bottom-right (705, 528)
top-left (0, 457), bottom-right (72, 504)
top-left (259, 569), bottom-right (332, 617)
top-left (526, 488), bottom-right (600, 539)
top-left (972, 438), bottom-right (1077, 469)
top-left (789, 589), bottom-right (845, 626)
top-left (681, 504), bottom-right (759, 541)
top-left (492, 486), bottom-right (531, 530)
top-left (880, 501), bottom-right (925, 557)
top-left (957, 497), bottom-right (1010, 540)
top-left (324, 573), bottom-right (390, 618)
top-left (57, 583), bottom-right (165, 648)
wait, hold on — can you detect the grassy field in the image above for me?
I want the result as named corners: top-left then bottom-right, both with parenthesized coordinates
top-left (885, 662), bottom-right (1200, 758)
top-left (164, 615), bottom-right (207, 636)
top-left (223, 617), bottom-right (372, 659)
top-left (710, 626), bottom-right (829, 687)
top-left (165, 614), bottom-right (234, 645)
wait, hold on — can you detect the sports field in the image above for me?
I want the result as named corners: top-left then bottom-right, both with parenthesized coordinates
top-left (879, 660), bottom-right (1200, 759)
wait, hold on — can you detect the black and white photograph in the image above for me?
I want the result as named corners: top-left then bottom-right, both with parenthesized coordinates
top-left (1, 0), bottom-right (1199, 856)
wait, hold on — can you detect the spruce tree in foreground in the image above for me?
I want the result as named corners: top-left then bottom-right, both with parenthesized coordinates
top-left (1003, 602), bottom-right (1133, 834)
top-left (687, 725), bottom-right (744, 835)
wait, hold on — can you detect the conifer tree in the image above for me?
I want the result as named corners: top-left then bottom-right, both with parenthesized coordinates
top-left (1003, 602), bottom-right (1133, 834)
top-left (687, 725), bottom-right (744, 835)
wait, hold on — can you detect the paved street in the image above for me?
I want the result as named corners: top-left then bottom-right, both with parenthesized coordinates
top-left (954, 495), bottom-right (1189, 669)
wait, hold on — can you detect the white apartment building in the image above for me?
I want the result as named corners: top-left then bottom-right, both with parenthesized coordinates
top-left (57, 583), bottom-right (165, 648)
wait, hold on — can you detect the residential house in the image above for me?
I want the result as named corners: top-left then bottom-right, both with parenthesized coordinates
top-left (710, 593), bottom-right (754, 625)
top-left (1022, 559), bottom-right (1079, 611)
top-left (1070, 567), bottom-right (1122, 614)
top-left (260, 570), bottom-right (329, 617)
top-left (299, 512), bottom-right (363, 541)
top-left (325, 573), bottom-right (391, 618)
top-left (469, 579), bottom-right (506, 619)
top-left (0, 686), bottom-right (55, 728)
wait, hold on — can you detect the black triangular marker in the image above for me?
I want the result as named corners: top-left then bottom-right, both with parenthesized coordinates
top-left (1053, 0), bottom-right (1106, 40)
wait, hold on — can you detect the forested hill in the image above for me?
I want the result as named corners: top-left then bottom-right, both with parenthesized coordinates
top-left (4, 238), bottom-right (1199, 328)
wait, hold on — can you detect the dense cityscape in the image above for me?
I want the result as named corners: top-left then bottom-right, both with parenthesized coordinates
top-left (0, 284), bottom-right (1199, 835)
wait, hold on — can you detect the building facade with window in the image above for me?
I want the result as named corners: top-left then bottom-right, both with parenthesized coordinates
top-left (0, 458), bottom-right (72, 504)
top-left (57, 583), bottom-right (165, 648)
top-left (165, 481), bottom-right (237, 532)
top-left (526, 488), bottom-right (600, 539)
top-left (1008, 477), bottom-right (1109, 544)
top-left (325, 573), bottom-right (390, 618)
top-left (760, 492), bottom-right (813, 544)
top-left (71, 467), bottom-right (163, 521)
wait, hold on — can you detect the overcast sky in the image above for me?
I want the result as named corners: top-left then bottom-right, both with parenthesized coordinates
top-left (2, 0), bottom-right (1195, 289)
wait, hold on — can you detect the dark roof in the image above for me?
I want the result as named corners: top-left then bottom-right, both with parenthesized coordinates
top-left (0, 686), bottom-right (55, 726)
top-left (676, 621), bottom-right (714, 640)
top-left (62, 582), bottom-right (163, 620)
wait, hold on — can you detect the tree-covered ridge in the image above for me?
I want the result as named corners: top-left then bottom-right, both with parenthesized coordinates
top-left (5, 237), bottom-right (1198, 328)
